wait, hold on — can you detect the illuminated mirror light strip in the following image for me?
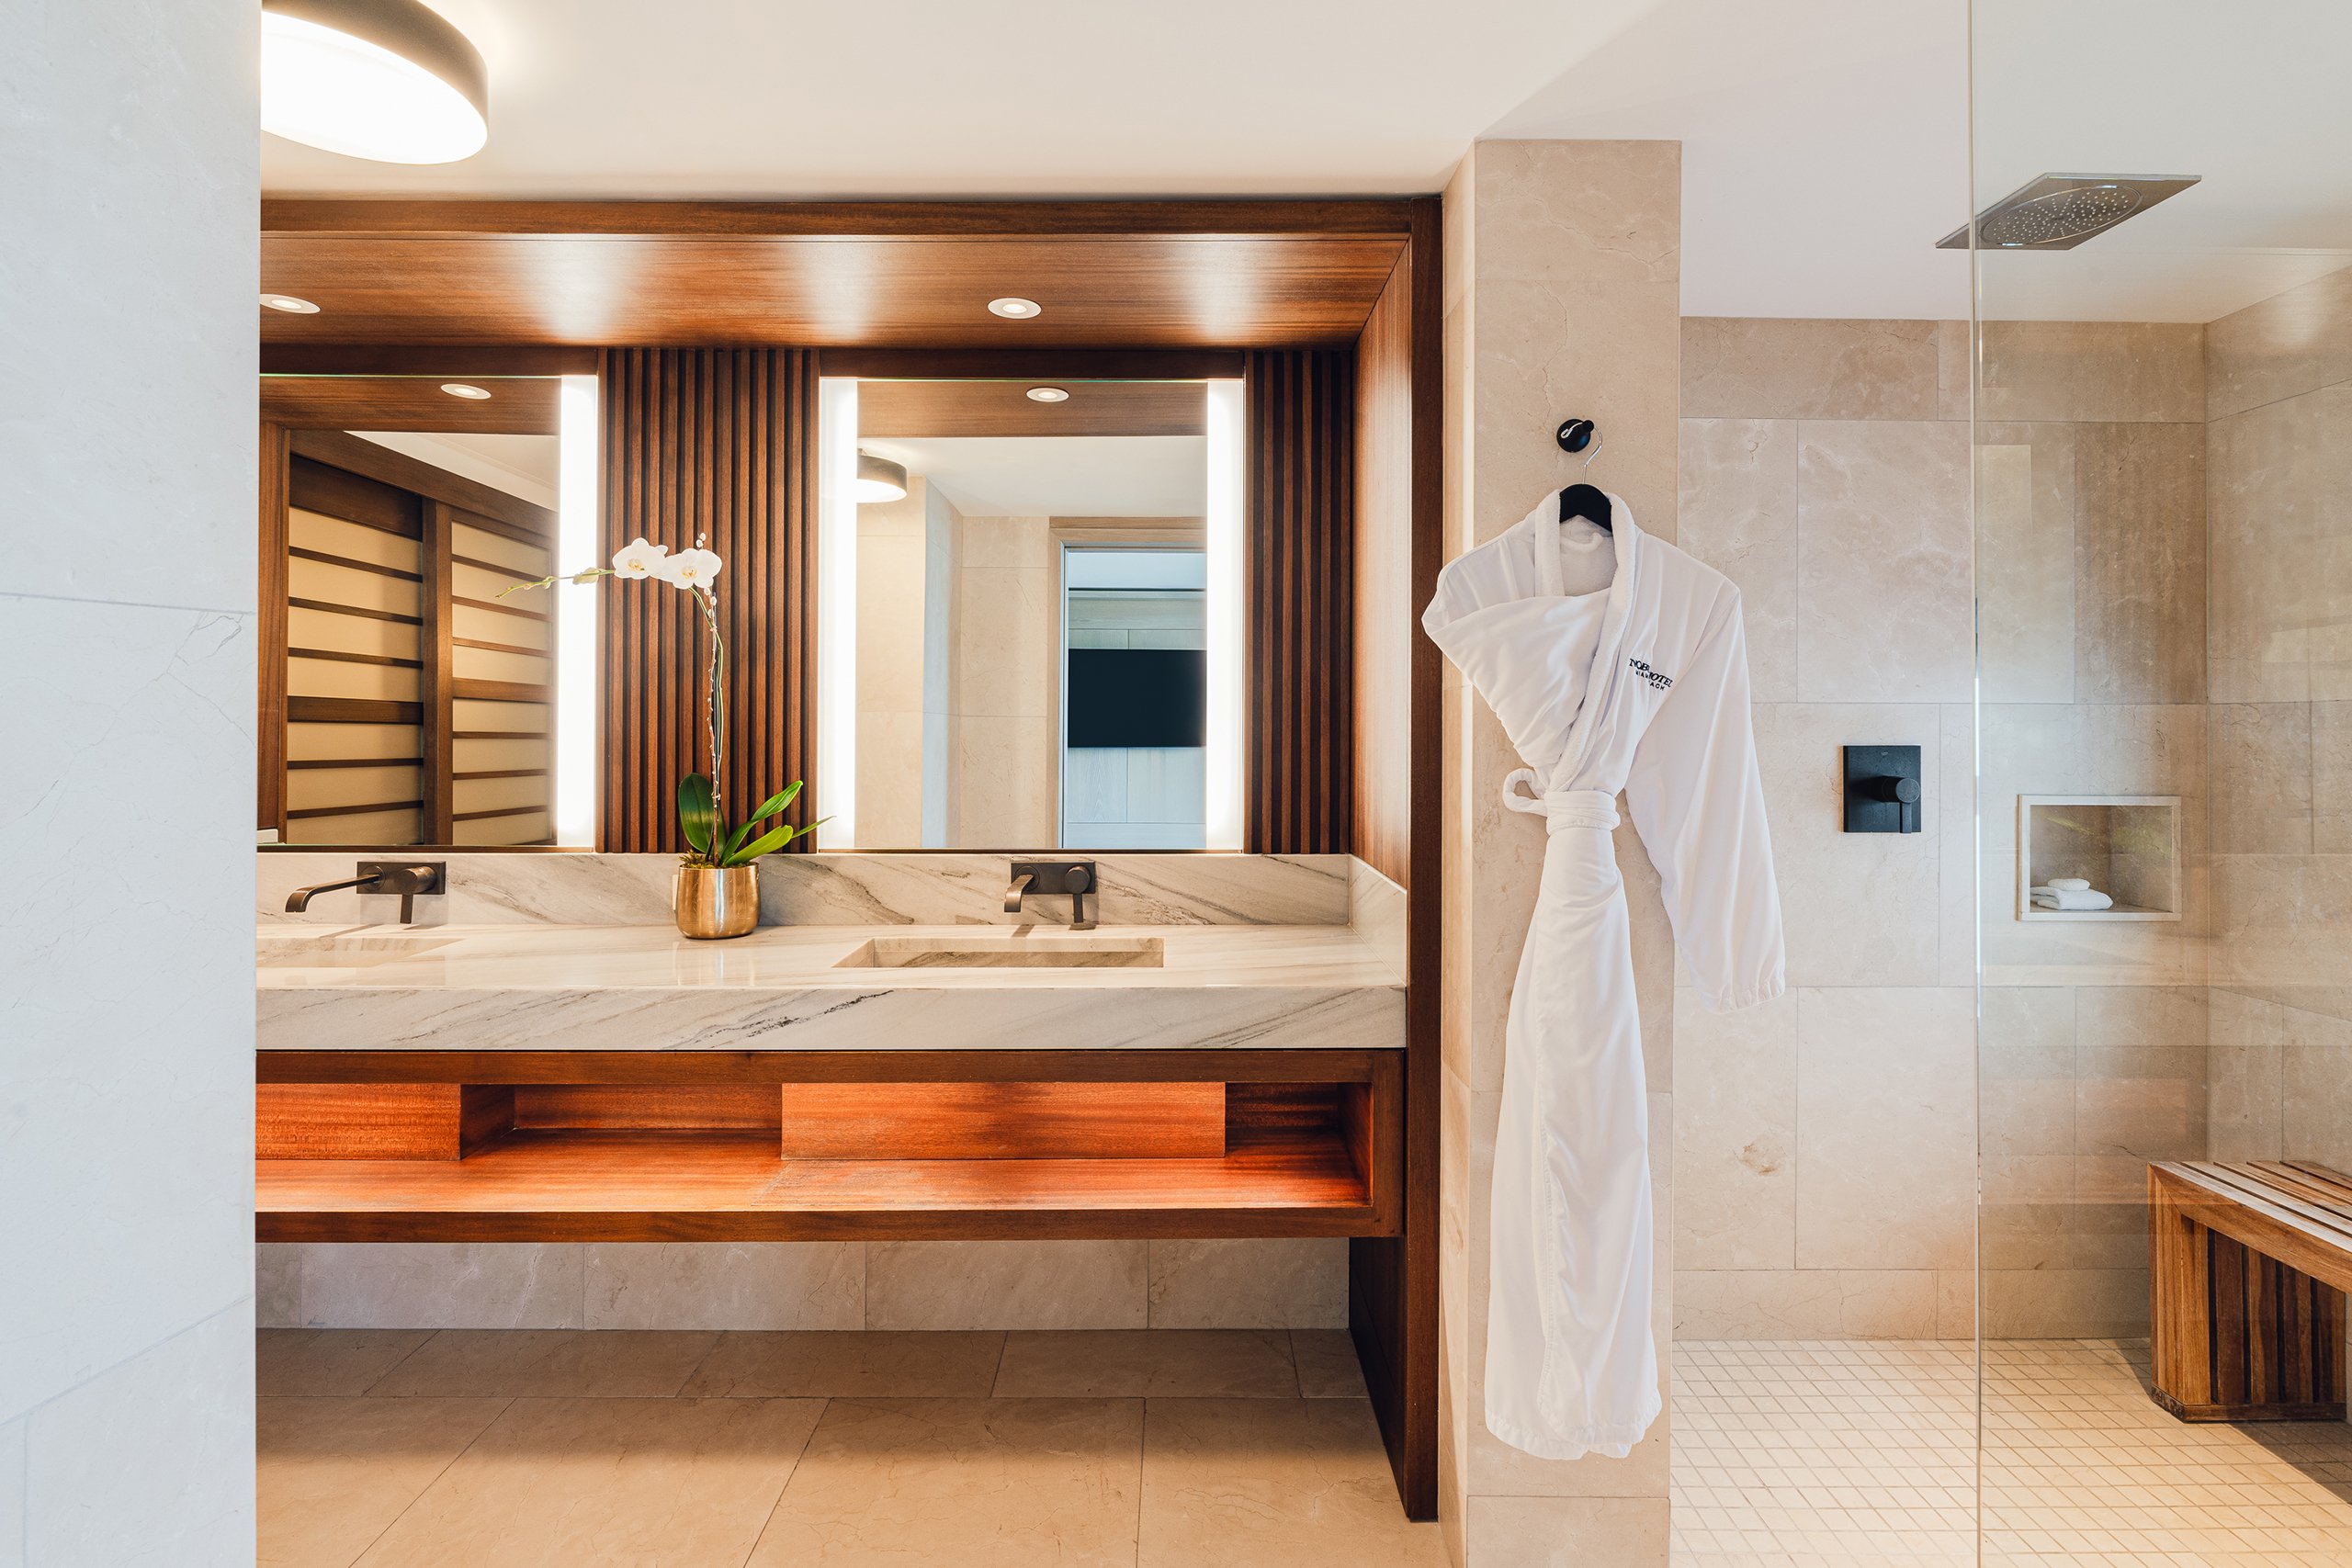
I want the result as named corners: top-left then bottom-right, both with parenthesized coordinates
top-left (1204, 378), bottom-right (1246, 852)
top-left (815, 378), bottom-right (861, 849)
top-left (553, 375), bottom-right (600, 846)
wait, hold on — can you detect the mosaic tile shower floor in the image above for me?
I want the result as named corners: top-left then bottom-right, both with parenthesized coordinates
top-left (1672, 1338), bottom-right (2352, 1567)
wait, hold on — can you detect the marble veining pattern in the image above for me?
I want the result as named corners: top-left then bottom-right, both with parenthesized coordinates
top-left (258, 851), bottom-right (1352, 930)
top-left (256, 921), bottom-right (1401, 1052)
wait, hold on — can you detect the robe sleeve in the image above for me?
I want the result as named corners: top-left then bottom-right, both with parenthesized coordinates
top-left (1623, 588), bottom-right (1786, 1013)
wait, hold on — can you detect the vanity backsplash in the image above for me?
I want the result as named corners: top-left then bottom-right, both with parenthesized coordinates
top-left (258, 850), bottom-right (1368, 931)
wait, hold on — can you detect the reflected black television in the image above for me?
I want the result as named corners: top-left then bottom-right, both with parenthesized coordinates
top-left (1066, 649), bottom-right (1205, 748)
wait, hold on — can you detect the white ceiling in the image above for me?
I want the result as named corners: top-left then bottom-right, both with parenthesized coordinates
top-left (351, 430), bottom-right (560, 508)
top-left (264, 1), bottom-right (2352, 324)
top-left (861, 436), bottom-right (1207, 519)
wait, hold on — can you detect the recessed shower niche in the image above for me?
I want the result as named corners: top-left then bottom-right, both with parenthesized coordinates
top-left (2014, 794), bottom-right (2181, 921)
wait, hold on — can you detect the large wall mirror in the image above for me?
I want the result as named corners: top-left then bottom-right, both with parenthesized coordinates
top-left (258, 374), bottom-right (590, 849)
top-left (824, 378), bottom-right (1244, 852)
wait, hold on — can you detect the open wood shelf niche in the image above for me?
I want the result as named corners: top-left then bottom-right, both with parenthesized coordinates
top-left (256, 1048), bottom-right (1401, 1244)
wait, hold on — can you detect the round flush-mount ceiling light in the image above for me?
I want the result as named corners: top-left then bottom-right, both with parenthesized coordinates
top-left (1024, 386), bottom-right (1070, 403)
top-left (260, 292), bottom-right (321, 314)
top-left (261, 0), bottom-right (490, 164)
top-left (987, 297), bottom-right (1043, 320)
top-left (854, 452), bottom-right (910, 504)
top-left (439, 382), bottom-right (492, 400)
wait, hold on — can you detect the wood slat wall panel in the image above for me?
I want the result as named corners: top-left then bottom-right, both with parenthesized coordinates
top-left (259, 422), bottom-right (291, 833)
top-left (1351, 254), bottom-right (1416, 886)
top-left (599, 348), bottom-right (820, 852)
top-left (1245, 348), bottom-right (1355, 854)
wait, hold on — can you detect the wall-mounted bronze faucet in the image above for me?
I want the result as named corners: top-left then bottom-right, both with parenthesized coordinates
top-left (284, 861), bottom-right (446, 924)
top-left (1005, 860), bottom-right (1097, 931)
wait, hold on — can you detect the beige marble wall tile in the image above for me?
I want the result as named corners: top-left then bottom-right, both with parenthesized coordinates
top-left (257, 1244), bottom-right (302, 1329)
top-left (2313, 703), bottom-right (2352, 852)
top-left (2208, 987), bottom-right (2286, 1160)
top-left (1672, 987), bottom-right (1796, 1270)
top-left (2210, 704), bottom-right (2314, 853)
top-left (1939, 701), bottom-right (1978, 987)
top-left (1979, 321), bottom-right (2206, 423)
top-left (2204, 262), bottom-right (2352, 421)
top-left (1977, 703), bottom-right (2207, 852)
top-left (1141, 1398), bottom-right (1448, 1567)
top-left (291, 1243), bottom-right (583, 1329)
top-left (1983, 1268), bottom-right (2146, 1339)
top-left (1752, 704), bottom-right (1942, 987)
top-left (582, 1244), bottom-right (864, 1332)
top-left (1146, 1239), bottom-right (1347, 1329)
top-left (2074, 422), bottom-right (2207, 703)
top-left (1466, 1495), bottom-right (1668, 1567)
top-left (1794, 987), bottom-right (1975, 1271)
top-left (2208, 386), bottom-right (2352, 705)
top-left (2282, 1002), bottom-right (2352, 1172)
top-left (1677, 418), bottom-right (1798, 701)
top-left (1937, 319), bottom-right (1971, 422)
top-left (1681, 318), bottom-right (1939, 421)
top-left (2210, 852), bottom-right (2352, 1007)
top-left (257, 1395), bottom-right (507, 1568)
top-left (1291, 1330), bottom-right (1371, 1399)
top-left (1673, 1269), bottom-right (1939, 1338)
top-left (866, 1240), bottom-right (1147, 1330)
top-left (379, 1395), bottom-right (824, 1567)
top-left (1795, 420), bottom-right (1973, 702)
top-left (1473, 141), bottom-right (1679, 290)
top-left (1974, 422), bottom-right (2078, 704)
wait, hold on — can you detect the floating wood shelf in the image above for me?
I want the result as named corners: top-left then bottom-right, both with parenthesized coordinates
top-left (255, 1048), bottom-right (1399, 1245)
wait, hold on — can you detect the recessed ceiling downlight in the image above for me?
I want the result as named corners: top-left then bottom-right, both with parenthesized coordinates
top-left (260, 0), bottom-right (490, 164)
top-left (439, 382), bottom-right (492, 400)
top-left (1025, 386), bottom-right (1070, 403)
top-left (987, 297), bottom-right (1043, 320)
top-left (260, 293), bottom-right (321, 313)
top-left (854, 452), bottom-right (910, 504)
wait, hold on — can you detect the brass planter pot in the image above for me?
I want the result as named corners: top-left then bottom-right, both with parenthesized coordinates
top-left (674, 863), bottom-right (759, 939)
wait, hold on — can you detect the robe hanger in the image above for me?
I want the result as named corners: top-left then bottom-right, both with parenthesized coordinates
top-left (1555, 417), bottom-right (1611, 533)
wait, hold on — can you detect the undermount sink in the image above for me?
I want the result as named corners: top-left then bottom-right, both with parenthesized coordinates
top-left (835, 935), bottom-right (1166, 970)
top-left (257, 933), bottom-right (457, 968)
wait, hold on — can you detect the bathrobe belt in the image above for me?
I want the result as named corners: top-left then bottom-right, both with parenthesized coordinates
top-left (1501, 770), bottom-right (1620, 833)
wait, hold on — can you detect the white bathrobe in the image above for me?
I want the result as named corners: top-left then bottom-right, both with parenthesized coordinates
top-left (1423, 491), bottom-right (1785, 1461)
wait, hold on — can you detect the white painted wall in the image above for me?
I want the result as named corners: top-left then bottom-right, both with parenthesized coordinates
top-left (0, 2), bottom-right (258, 1560)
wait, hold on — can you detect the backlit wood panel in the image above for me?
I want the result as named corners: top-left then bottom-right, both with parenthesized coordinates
top-left (599, 348), bottom-right (820, 853)
top-left (257, 1083), bottom-right (513, 1160)
top-left (1245, 349), bottom-right (1355, 854)
top-left (262, 375), bottom-right (560, 434)
top-left (777, 1082), bottom-right (1227, 1160)
top-left (258, 199), bottom-right (1413, 349)
top-left (858, 378), bottom-right (1205, 438)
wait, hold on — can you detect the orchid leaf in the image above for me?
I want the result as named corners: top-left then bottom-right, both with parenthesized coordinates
top-left (677, 773), bottom-right (715, 855)
top-left (722, 818), bottom-right (757, 862)
top-left (742, 781), bottom-right (803, 823)
top-left (728, 817), bottom-right (827, 864)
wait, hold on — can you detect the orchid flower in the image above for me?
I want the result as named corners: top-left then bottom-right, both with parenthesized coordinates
top-left (657, 547), bottom-right (723, 592)
top-left (611, 537), bottom-right (670, 578)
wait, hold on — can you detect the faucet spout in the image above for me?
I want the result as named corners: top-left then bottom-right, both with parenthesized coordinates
top-left (1003, 873), bottom-right (1035, 913)
top-left (285, 874), bottom-right (381, 913)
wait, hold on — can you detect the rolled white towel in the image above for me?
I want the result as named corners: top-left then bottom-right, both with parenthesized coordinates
top-left (2031, 886), bottom-right (2113, 911)
top-left (2046, 877), bottom-right (2091, 892)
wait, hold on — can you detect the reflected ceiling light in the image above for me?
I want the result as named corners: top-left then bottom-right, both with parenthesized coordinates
top-left (854, 451), bottom-right (910, 504)
top-left (260, 0), bottom-right (490, 164)
top-left (259, 292), bottom-right (321, 313)
top-left (439, 381), bottom-right (492, 400)
top-left (987, 297), bottom-right (1043, 319)
top-left (1025, 386), bottom-right (1070, 403)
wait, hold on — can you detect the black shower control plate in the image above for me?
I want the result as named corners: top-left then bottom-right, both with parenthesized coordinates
top-left (1843, 745), bottom-right (1922, 834)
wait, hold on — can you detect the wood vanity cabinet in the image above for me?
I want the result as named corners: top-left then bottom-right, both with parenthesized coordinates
top-left (255, 1047), bottom-right (1401, 1244)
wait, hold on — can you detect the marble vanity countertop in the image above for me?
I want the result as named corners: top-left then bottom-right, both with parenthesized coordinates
top-left (256, 922), bottom-right (1405, 1053)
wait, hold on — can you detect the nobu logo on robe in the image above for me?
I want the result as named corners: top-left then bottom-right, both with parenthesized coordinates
top-left (1627, 656), bottom-right (1674, 693)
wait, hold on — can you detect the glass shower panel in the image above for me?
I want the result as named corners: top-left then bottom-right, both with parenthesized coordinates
top-left (1971, 3), bottom-right (2352, 1560)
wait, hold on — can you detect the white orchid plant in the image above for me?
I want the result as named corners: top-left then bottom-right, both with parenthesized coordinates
top-left (502, 536), bottom-right (820, 869)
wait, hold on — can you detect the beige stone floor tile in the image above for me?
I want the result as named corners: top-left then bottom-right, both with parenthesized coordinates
top-left (994, 1329), bottom-right (1297, 1397)
top-left (747, 1397), bottom-right (1143, 1567)
top-left (683, 1330), bottom-right (1005, 1397)
top-left (365, 1329), bottom-right (719, 1398)
top-left (258, 1394), bottom-right (507, 1568)
top-left (1290, 1329), bottom-right (1372, 1398)
top-left (355, 1395), bottom-right (822, 1568)
top-left (1139, 1397), bottom-right (1446, 1567)
top-left (258, 1328), bottom-right (433, 1396)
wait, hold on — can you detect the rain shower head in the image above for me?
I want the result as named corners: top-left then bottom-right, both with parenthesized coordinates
top-left (1937, 173), bottom-right (2199, 251)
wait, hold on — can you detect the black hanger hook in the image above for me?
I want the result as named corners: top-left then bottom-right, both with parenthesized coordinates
top-left (1556, 417), bottom-right (1597, 455)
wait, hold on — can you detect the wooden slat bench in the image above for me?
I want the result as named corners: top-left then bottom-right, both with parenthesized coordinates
top-left (2148, 1160), bottom-right (2352, 1421)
